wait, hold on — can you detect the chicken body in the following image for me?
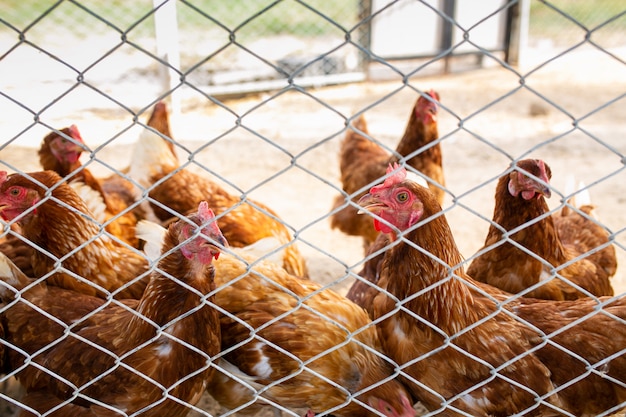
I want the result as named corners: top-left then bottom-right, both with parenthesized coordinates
top-left (512, 296), bottom-right (626, 416)
top-left (205, 252), bottom-right (415, 417)
top-left (0, 202), bottom-right (226, 417)
top-left (0, 170), bottom-right (149, 299)
top-left (330, 90), bottom-right (444, 252)
top-left (39, 125), bottom-right (139, 248)
top-left (467, 159), bottom-right (616, 300)
top-left (127, 112), bottom-right (308, 278)
top-left (356, 166), bottom-right (563, 416)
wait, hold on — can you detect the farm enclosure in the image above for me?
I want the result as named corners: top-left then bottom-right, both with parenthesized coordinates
top-left (1, 0), bottom-right (625, 416)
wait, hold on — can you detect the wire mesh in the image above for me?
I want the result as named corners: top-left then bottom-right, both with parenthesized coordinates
top-left (0, 0), bottom-right (625, 416)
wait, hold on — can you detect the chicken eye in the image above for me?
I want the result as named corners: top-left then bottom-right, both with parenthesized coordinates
top-left (9, 187), bottom-right (20, 197)
top-left (396, 191), bottom-right (409, 203)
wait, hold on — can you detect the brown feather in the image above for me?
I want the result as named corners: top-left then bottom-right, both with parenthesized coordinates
top-left (206, 252), bottom-right (415, 417)
top-left (356, 172), bottom-right (564, 416)
top-left (0, 205), bottom-right (225, 416)
top-left (512, 296), bottom-right (626, 415)
top-left (39, 127), bottom-right (140, 248)
top-left (129, 108), bottom-right (308, 278)
top-left (467, 159), bottom-right (615, 299)
top-left (330, 90), bottom-right (444, 253)
top-left (0, 170), bottom-right (149, 299)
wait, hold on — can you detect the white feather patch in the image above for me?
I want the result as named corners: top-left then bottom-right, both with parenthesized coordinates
top-left (70, 181), bottom-right (106, 222)
top-left (238, 237), bottom-right (285, 265)
top-left (0, 253), bottom-right (20, 287)
top-left (127, 128), bottom-right (179, 189)
top-left (539, 269), bottom-right (553, 282)
top-left (136, 220), bottom-right (167, 261)
top-left (563, 175), bottom-right (591, 208)
top-left (405, 170), bottom-right (429, 189)
top-left (250, 342), bottom-right (273, 379)
top-left (217, 358), bottom-right (265, 390)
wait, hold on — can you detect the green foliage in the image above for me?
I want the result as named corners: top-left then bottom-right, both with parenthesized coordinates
top-left (530, 0), bottom-right (626, 43)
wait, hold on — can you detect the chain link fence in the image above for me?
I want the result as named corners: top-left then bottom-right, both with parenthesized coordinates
top-left (1, 0), bottom-right (625, 416)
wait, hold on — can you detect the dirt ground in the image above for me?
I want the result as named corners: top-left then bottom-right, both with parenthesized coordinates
top-left (1, 42), bottom-right (625, 416)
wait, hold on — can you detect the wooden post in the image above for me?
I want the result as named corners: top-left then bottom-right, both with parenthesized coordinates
top-left (506, 0), bottom-right (530, 68)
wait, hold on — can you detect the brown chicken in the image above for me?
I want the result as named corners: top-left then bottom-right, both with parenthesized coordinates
top-left (467, 159), bottom-right (616, 300)
top-left (127, 113), bottom-right (308, 278)
top-left (356, 166), bottom-right (564, 416)
top-left (0, 201), bottom-right (226, 417)
top-left (205, 251), bottom-right (416, 417)
top-left (38, 125), bottom-right (139, 248)
top-left (0, 170), bottom-right (149, 299)
top-left (330, 90), bottom-right (444, 252)
top-left (133, 221), bottom-right (416, 417)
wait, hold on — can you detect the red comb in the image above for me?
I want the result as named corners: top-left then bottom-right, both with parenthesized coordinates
top-left (371, 163), bottom-right (407, 194)
top-left (198, 201), bottom-right (214, 222)
top-left (426, 89), bottom-right (440, 101)
top-left (68, 125), bottom-right (84, 143)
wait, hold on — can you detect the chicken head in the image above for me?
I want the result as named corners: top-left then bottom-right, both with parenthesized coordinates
top-left (358, 163), bottom-right (427, 237)
top-left (507, 159), bottom-right (552, 200)
top-left (414, 89), bottom-right (440, 125)
top-left (0, 171), bottom-right (44, 222)
top-left (176, 201), bottom-right (228, 264)
top-left (44, 125), bottom-right (85, 166)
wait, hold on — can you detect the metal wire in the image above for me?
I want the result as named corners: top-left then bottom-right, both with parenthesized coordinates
top-left (0, 1), bottom-right (625, 416)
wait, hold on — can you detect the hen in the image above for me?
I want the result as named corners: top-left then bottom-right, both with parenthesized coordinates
top-left (466, 159), bottom-right (616, 300)
top-left (135, 220), bottom-right (415, 417)
top-left (330, 90), bottom-right (444, 252)
top-left (0, 201), bottom-right (226, 417)
top-left (0, 170), bottom-right (149, 299)
top-left (356, 166), bottom-right (563, 416)
top-left (127, 112), bottom-right (308, 278)
top-left (205, 251), bottom-right (416, 417)
top-left (38, 125), bottom-right (139, 248)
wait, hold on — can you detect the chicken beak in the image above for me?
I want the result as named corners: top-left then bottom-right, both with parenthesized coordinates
top-left (356, 192), bottom-right (383, 215)
top-left (534, 183), bottom-right (551, 199)
top-left (213, 235), bottom-right (228, 260)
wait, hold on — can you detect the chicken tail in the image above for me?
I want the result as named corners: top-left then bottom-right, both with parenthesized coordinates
top-left (562, 175), bottom-right (592, 216)
top-left (0, 252), bottom-right (32, 300)
top-left (351, 114), bottom-right (368, 133)
top-left (237, 236), bottom-right (285, 265)
top-left (136, 219), bottom-right (167, 261)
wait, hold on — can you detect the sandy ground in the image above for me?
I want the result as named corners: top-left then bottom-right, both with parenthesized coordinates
top-left (1, 42), bottom-right (625, 415)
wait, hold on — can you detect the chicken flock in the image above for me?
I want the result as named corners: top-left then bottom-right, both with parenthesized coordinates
top-left (0, 95), bottom-right (623, 417)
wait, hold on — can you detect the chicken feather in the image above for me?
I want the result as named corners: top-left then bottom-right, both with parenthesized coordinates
top-left (467, 159), bottom-right (616, 300)
top-left (355, 164), bottom-right (626, 416)
top-left (355, 165), bottom-right (563, 416)
top-left (127, 103), bottom-right (308, 278)
top-left (207, 252), bottom-right (416, 417)
top-left (38, 125), bottom-right (139, 248)
top-left (135, 221), bottom-right (416, 417)
top-left (0, 201), bottom-right (226, 417)
top-left (330, 90), bottom-right (444, 253)
top-left (0, 170), bottom-right (149, 299)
